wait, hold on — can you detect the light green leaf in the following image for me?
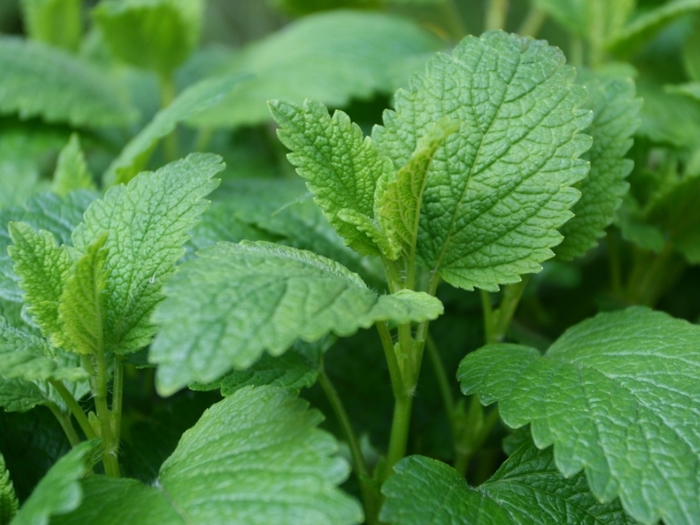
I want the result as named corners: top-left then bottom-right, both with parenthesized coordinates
top-left (381, 441), bottom-right (634, 525)
top-left (555, 76), bottom-right (640, 260)
top-left (189, 11), bottom-right (442, 127)
top-left (270, 99), bottom-right (395, 257)
top-left (11, 440), bottom-right (98, 525)
top-left (103, 74), bottom-right (246, 186)
top-left (373, 31), bottom-right (592, 291)
top-left (0, 37), bottom-right (137, 127)
top-left (72, 153), bottom-right (222, 355)
top-left (52, 387), bottom-right (363, 525)
top-left (0, 452), bottom-right (18, 525)
top-left (20, 0), bottom-right (82, 52)
top-left (0, 317), bottom-right (87, 383)
top-left (378, 119), bottom-right (459, 260)
top-left (93, 0), bottom-right (203, 77)
top-left (458, 307), bottom-right (700, 525)
top-left (56, 234), bottom-right (109, 355)
top-left (615, 194), bottom-right (666, 253)
top-left (52, 134), bottom-right (95, 197)
top-left (151, 241), bottom-right (443, 395)
top-left (668, 82), bottom-right (700, 102)
top-left (637, 79), bottom-right (700, 148)
top-left (7, 223), bottom-right (72, 342)
top-left (608, 0), bottom-right (700, 55)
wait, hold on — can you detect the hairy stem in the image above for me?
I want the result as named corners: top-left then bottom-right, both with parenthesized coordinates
top-left (485, 0), bottom-right (509, 31)
top-left (112, 359), bottom-right (125, 449)
top-left (517, 4), bottom-right (546, 37)
top-left (49, 379), bottom-right (96, 440)
top-left (318, 369), bottom-right (380, 525)
top-left (46, 402), bottom-right (81, 447)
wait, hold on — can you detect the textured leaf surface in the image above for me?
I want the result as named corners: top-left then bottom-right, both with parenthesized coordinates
top-left (104, 74), bottom-right (246, 186)
top-left (458, 307), bottom-right (700, 525)
top-left (555, 76), bottom-right (640, 260)
top-left (381, 441), bottom-right (634, 524)
top-left (20, 0), bottom-right (82, 52)
top-left (0, 37), bottom-right (136, 127)
top-left (7, 223), bottom-right (71, 341)
top-left (53, 387), bottom-right (363, 525)
top-left (151, 241), bottom-right (443, 395)
top-left (93, 0), bottom-right (203, 77)
top-left (0, 452), bottom-right (18, 525)
top-left (373, 31), bottom-right (592, 291)
top-left (56, 234), bottom-right (109, 355)
top-left (52, 134), bottom-right (95, 197)
top-left (72, 153), bottom-right (222, 354)
top-left (11, 440), bottom-right (97, 525)
top-left (608, 0), bottom-right (700, 55)
top-left (189, 11), bottom-right (442, 127)
top-left (270, 99), bottom-right (394, 257)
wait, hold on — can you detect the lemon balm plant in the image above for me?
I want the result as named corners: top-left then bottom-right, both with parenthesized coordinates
top-left (1, 1), bottom-right (700, 524)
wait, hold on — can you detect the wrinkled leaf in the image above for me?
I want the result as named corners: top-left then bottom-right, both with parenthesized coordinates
top-left (0, 451), bottom-right (18, 525)
top-left (52, 134), bottom-right (95, 197)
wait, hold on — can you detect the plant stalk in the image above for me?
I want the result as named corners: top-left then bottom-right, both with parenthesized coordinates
top-left (93, 346), bottom-right (119, 477)
top-left (517, 4), bottom-right (546, 37)
top-left (159, 75), bottom-right (179, 161)
top-left (49, 379), bottom-right (97, 440)
top-left (485, 0), bottom-right (509, 31)
top-left (47, 402), bottom-right (81, 447)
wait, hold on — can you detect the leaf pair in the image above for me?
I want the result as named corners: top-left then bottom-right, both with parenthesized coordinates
top-left (271, 31), bottom-right (594, 292)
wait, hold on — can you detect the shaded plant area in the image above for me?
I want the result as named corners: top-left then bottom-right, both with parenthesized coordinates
top-left (1, 1), bottom-right (700, 524)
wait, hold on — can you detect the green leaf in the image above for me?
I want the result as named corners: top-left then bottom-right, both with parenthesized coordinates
top-left (189, 11), bottom-right (442, 128)
top-left (151, 241), bottom-right (443, 395)
top-left (56, 234), bottom-right (109, 355)
top-left (608, 0), bottom-right (700, 55)
top-left (52, 387), bottom-right (363, 525)
top-left (555, 76), bottom-right (640, 260)
top-left (51, 134), bottom-right (95, 197)
top-left (683, 17), bottom-right (700, 81)
top-left (378, 119), bottom-right (459, 260)
top-left (72, 153), bottom-right (222, 354)
top-left (93, 0), bottom-right (204, 77)
top-left (191, 339), bottom-right (327, 395)
top-left (668, 82), bottom-right (700, 102)
top-left (103, 74), bottom-right (247, 186)
top-left (269, 99), bottom-right (395, 258)
top-left (637, 80), bottom-right (700, 148)
top-left (0, 37), bottom-right (137, 127)
top-left (0, 452), bottom-right (18, 525)
top-left (458, 307), bottom-right (700, 525)
top-left (20, 0), bottom-right (82, 52)
top-left (373, 31), bottom-right (592, 291)
top-left (11, 440), bottom-right (98, 525)
top-left (381, 440), bottom-right (635, 525)
top-left (7, 223), bottom-right (72, 342)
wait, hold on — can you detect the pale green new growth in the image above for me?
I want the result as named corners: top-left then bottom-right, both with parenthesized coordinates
top-left (72, 153), bottom-right (222, 354)
top-left (373, 31), bottom-right (592, 291)
top-left (151, 241), bottom-right (443, 395)
top-left (190, 11), bottom-right (442, 128)
top-left (8, 222), bottom-right (72, 342)
top-left (556, 77), bottom-right (640, 260)
top-left (20, 0), bottom-right (82, 52)
top-left (94, 0), bottom-right (203, 77)
top-left (0, 37), bottom-right (137, 127)
top-left (104, 74), bottom-right (246, 186)
top-left (378, 119), bottom-right (459, 261)
top-left (52, 134), bottom-right (95, 196)
top-left (381, 441), bottom-right (634, 524)
top-left (56, 234), bottom-right (109, 355)
top-left (270, 99), bottom-right (395, 258)
top-left (11, 440), bottom-right (98, 525)
top-left (458, 307), bottom-right (700, 525)
top-left (0, 452), bottom-right (18, 525)
top-left (52, 387), bottom-right (363, 525)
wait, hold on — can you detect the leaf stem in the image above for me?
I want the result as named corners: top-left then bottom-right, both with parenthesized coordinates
top-left (636, 244), bottom-right (674, 306)
top-left (485, 0), bottom-right (509, 31)
top-left (318, 368), bottom-right (380, 525)
top-left (425, 335), bottom-right (456, 435)
top-left (442, 0), bottom-right (469, 39)
top-left (46, 402), bottom-right (81, 447)
top-left (385, 388), bottom-right (413, 475)
top-left (49, 379), bottom-right (96, 440)
top-left (376, 322), bottom-right (403, 400)
top-left (517, 4), bottom-right (546, 37)
top-left (112, 359), bottom-right (125, 447)
top-left (482, 277), bottom-right (530, 345)
top-left (159, 74), bottom-right (179, 161)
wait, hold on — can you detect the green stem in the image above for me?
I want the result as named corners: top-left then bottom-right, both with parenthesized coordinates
top-left (159, 75), bottom-right (179, 161)
top-left (570, 36), bottom-right (584, 67)
top-left (480, 290), bottom-right (496, 345)
top-left (112, 359), bottom-right (125, 447)
top-left (94, 347), bottom-right (119, 477)
top-left (485, 0), bottom-right (509, 31)
top-left (49, 380), bottom-right (96, 440)
top-left (385, 390), bottom-right (413, 476)
top-left (376, 322), bottom-right (403, 400)
top-left (47, 402), bottom-right (81, 447)
top-left (636, 244), bottom-right (673, 306)
top-left (425, 335), bottom-right (455, 430)
top-left (482, 277), bottom-right (530, 345)
top-left (517, 4), bottom-right (546, 37)
top-left (194, 127), bottom-right (214, 152)
top-left (442, 0), bottom-right (469, 41)
top-left (318, 369), bottom-right (380, 525)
